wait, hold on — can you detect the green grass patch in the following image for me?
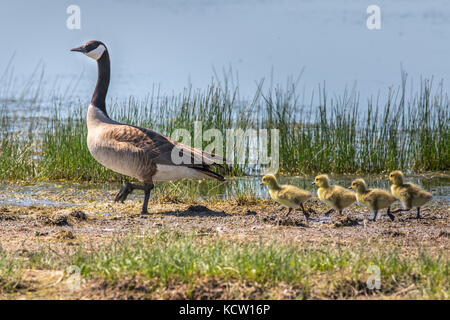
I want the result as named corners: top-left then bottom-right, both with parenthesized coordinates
top-left (2, 231), bottom-right (448, 298)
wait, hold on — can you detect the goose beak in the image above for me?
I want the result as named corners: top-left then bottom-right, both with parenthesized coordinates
top-left (70, 45), bottom-right (86, 53)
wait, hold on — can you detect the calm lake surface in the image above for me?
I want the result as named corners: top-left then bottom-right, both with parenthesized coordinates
top-left (1, 0), bottom-right (450, 105)
top-left (1, 175), bottom-right (449, 207)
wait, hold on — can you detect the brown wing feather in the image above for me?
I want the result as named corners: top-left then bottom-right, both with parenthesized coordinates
top-left (103, 124), bottom-right (225, 169)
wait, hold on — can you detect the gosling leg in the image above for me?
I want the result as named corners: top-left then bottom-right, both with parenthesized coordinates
top-left (386, 207), bottom-right (395, 221)
top-left (322, 208), bottom-right (335, 216)
top-left (416, 207), bottom-right (421, 220)
top-left (300, 203), bottom-right (310, 221)
top-left (285, 208), bottom-right (293, 217)
top-left (371, 211), bottom-right (378, 222)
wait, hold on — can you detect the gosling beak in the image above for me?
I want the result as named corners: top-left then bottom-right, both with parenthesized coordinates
top-left (260, 183), bottom-right (264, 187)
top-left (311, 182), bottom-right (316, 185)
top-left (348, 186), bottom-right (353, 189)
top-left (70, 45), bottom-right (87, 53)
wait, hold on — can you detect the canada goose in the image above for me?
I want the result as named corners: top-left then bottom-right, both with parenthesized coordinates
top-left (261, 174), bottom-right (312, 219)
top-left (388, 170), bottom-right (432, 219)
top-left (71, 41), bottom-right (224, 214)
top-left (350, 178), bottom-right (396, 221)
top-left (312, 174), bottom-right (356, 216)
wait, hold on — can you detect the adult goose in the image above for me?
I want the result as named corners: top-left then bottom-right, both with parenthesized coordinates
top-left (71, 40), bottom-right (224, 214)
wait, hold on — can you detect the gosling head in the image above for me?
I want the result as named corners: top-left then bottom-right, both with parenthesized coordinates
top-left (312, 174), bottom-right (330, 188)
top-left (350, 178), bottom-right (367, 192)
top-left (389, 170), bottom-right (404, 185)
top-left (71, 40), bottom-right (107, 61)
top-left (262, 174), bottom-right (278, 188)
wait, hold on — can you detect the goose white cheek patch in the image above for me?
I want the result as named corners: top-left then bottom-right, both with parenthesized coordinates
top-left (85, 45), bottom-right (106, 60)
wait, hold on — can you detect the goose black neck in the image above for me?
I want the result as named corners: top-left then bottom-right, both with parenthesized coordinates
top-left (91, 51), bottom-right (110, 116)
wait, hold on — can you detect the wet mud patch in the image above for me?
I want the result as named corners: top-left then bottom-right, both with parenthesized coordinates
top-left (0, 211), bottom-right (17, 221)
top-left (258, 214), bottom-right (309, 227)
top-left (173, 205), bottom-right (228, 217)
top-left (41, 214), bottom-right (70, 226)
top-left (55, 230), bottom-right (76, 240)
top-left (382, 229), bottom-right (406, 237)
top-left (39, 209), bottom-right (89, 227)
top-left (333, 216), bottom-right (360, 228)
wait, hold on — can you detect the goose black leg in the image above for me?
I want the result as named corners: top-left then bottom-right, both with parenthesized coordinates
top-left (114, 182), bottom-right (155, 214)
top-left (141, 184), bottom-right (154, 215)
top-left (115, 182), bottom-right (135, 203)
top-left (386, 207), bottom-right (395, 221)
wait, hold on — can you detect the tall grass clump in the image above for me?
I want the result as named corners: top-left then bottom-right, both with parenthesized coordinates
top-left (0, 69), bottom-right (448, 182)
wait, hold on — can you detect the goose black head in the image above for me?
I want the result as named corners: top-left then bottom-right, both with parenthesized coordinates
top-left (71, 40), bottom-right (107, 60)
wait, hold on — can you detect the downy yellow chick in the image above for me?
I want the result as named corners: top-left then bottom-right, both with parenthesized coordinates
top-left (262, 174), bottom-right (312, 219)
top-left (312, 174), bottom-right (356, 216)
top-left (350, 178), bottom-right (396, 221)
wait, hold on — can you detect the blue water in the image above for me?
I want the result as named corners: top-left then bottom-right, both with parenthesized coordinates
top-left (1, 0), bottom-right (450, 103)
top-left (1, 175), bottom-right (448, 207)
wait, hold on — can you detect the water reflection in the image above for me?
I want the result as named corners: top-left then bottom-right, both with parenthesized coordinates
top-left (0, 174), bottom-right (448, 207)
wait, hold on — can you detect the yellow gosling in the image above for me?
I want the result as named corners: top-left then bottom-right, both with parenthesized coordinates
top-left (262, 174), bottom-right (312, 220)
top-left (389, 170), bottom-right (432, 219)
top-left (350, 178), bottom-right (396, 221)
top-left (312, 174), bottom-right (356, 216)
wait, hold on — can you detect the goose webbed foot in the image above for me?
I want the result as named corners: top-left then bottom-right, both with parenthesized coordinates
top-left (114, 183), bottom-right (154, 215)
top-left (114, 182), bottom-right (134, 203)
top-left (391, 207), bottom-right (410, 214)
